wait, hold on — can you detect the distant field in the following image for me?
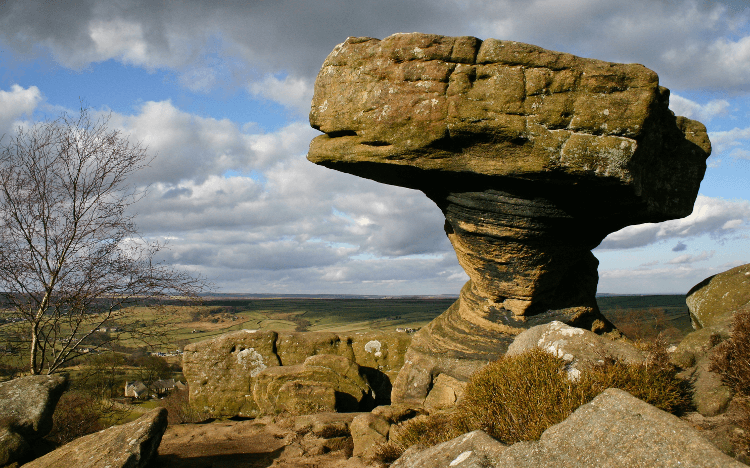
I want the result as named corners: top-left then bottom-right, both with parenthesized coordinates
top-left (0, 295), bottom-right (693, 359)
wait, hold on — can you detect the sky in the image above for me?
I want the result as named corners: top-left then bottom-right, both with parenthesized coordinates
top-left (0, 0), bottom-right (748, 296)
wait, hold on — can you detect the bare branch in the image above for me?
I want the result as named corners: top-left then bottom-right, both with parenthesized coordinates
top-left (0, 107), bottom-right (209, 374)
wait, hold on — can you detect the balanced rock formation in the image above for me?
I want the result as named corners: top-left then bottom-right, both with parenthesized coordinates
top-left (183, 330), bottom-right (411, 417)
top-left (0, 374), bottom-right (68, 466)
top-left (307, 33), bottom-right (711, 404)
top-left (391, 389), bottom-right (744, 468)
top-left (23, 407), bottom-right (167, 468)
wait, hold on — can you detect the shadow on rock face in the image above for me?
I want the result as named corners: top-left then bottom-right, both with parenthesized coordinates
top-left (153, 446), bottom-right (285, 468)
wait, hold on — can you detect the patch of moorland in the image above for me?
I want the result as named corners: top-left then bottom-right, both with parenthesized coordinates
top-left (373, 341), bottom-right (692, 463)
top-left (0, 295), bottom-right (692, 365)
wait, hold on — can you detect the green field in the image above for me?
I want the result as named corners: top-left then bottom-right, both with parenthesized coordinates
top-left (0, 294), bottom-right (693, 363)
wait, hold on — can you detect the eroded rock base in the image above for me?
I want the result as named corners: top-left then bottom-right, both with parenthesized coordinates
top-left (391, 282), bottom-right (612, 404)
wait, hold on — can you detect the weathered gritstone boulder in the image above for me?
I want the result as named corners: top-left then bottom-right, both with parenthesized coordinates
top-left (183, 329), bottom-right (411, 417)
top-left (253, 354), bottom-right (371, 414)
top-left (506, 321), bottom-right (647, 379)
top-left (687, 263), bottom-right (750, 329)
top-left (183, 329), bottom-right (280, 417)
top-left (23, 407), bottom-right (167, 468)
top-left (307, 32), bottom-right (710, 404)
top-left (0, 374), bottom-right (68, 467)
top-left (350, 403), bottom-right (425, 458)
top-left (391, 389), bottom-right (744, 468)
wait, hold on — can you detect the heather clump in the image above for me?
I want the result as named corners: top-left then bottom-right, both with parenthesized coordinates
top-left (711, 308), bottom-right (750, 458)
top-left (374, 343), bottom-right (692, 461)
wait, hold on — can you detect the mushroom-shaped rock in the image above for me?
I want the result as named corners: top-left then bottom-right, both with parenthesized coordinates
top-left (307, 33), bottom-right (711, 405)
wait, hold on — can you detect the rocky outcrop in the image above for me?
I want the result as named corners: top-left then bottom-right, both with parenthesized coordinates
top-left (687, 263), bottom-right (750, 329)
top-left (671, 265), bottom-right (750, 417)
top-left (23, 407), bottom-right (167, 468)
top-left (0, 374), bottom-right (68, 467)
top-left (183, 330), bottom-right (411, 417)
top-left (307, 32), bottom-right (711, 405)
top-left (253, 354), bottom-right (371, 414)
top-left (391, 389), bottom-right (744, 467)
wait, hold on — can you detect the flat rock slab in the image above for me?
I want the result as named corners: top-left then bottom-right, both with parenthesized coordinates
top-left (23, 407), bottom-right (167, 468)
top-left (392, 430), bottom-right (506, 468)
top-left (153, 412), bottom-right (363, 468)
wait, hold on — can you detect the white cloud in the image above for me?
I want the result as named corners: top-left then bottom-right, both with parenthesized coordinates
top-left (0, 84), bottom-right (43, 134)
top-left (669, 94), bottom-right (730, 121)
top-left (3, 0), bottom-right (750, 98)
top-left (666, 250), bottom-right (715, 264)
top-left (598, 264), bottom-right (719, 294)
top-left (710, 126), bottom-right (750, 157)
top-left (597, 195), bottom-right (750, 250)
top-left (248, 75), bottom-right (315, 116)
top-left (105, 100), bottom-right (317, 185)
top-left (88, 19), bottom-right (150, 66)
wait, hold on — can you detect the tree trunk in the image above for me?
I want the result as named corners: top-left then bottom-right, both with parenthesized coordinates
top-left (29, 323), bottom-right (39, 375)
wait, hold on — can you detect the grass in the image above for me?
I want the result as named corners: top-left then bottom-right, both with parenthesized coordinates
top-left (1, 295), bottom-right (691, 360)
top-left (374, 342), bottom-right (692, 462)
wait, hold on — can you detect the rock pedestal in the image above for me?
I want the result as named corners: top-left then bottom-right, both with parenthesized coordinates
top-left (307, 33), bottom-right (711, 404)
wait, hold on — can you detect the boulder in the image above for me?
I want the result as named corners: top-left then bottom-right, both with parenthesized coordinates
top-left (506, 321), bottom-right (647, 379)
top-left (686, 263), bottom-right (750, 329)
top-left (183, 329), bottom-right (410, 417)
top-left (350, 413), bottom-right (391, 458)
top-left (423, 374), bottom-right (467, 411)
top-left (23, 407), bottom-right (167, 468)
top-left (253, 354), bottom-right (372, 414)
top-left (0, 374), bottom-right (68, 467)
top-left (293, 412), bottom-right (354, 439)
top-left (392, 430), bottom-right (506, 468)
top-left (671, 323), bottom-right (729, 369)
top-left (392, 389), bottom-right (743, 467)
top-left (183, 329), bottom-right (280, 417)
top-left (351, 404), bottom-right (426, 459)
top-left (688, 355), bottom-right (734, 417)
top-left (307, 32), bottom-right (710, 405)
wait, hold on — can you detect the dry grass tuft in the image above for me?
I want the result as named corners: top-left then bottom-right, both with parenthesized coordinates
top-left (457, 348), bottom-right (586, 443)
top-left (373, 341), bottom-right (692, 461)
top-left (711, 308), bottom-right (750, 458)
top-left (158, 385), bottom-right (210, 425)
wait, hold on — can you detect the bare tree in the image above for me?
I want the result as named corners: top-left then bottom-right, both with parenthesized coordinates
top-left (0, 107), bottom-right (206, 375)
